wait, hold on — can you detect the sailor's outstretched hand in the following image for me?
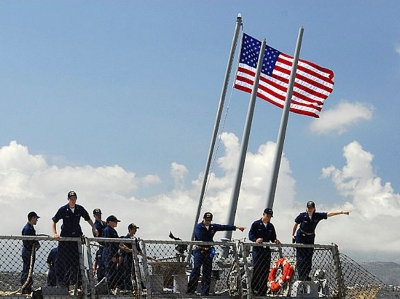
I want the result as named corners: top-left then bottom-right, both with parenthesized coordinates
top-left (235, 226), bottom-right (245, 232)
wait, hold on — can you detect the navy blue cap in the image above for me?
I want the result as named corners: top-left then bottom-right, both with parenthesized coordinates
top-left (264, 208), bottom-right (273, 217)
top-left (68, 191), bottom-right (77, 199)
top-left (106, 215), bottom-right (121, 222)
top-left (28, 211), bottom-right (40, 220)
top-left (203, 212), bottom-right (213, 221)
top-left (307, 201), bottom-right (315, 208)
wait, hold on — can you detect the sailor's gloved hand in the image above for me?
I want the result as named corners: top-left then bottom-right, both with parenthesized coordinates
top-left (292, 236), bottom-right (296, 244)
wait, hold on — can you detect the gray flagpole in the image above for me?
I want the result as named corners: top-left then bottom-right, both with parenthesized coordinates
top-left (191, 14), bottom-right (242, 241)
top-left (266, 27), bottom-right (304, 209)
top-left (225, 39), bottom-right (267, 241)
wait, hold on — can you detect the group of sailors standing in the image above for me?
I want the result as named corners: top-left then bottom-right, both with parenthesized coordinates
top-left (188, 201), bottom-right (350, 296)
top-left (20, 190), bottom-right (350, 297)
top-left (20, 190), bottom-right (146, 295)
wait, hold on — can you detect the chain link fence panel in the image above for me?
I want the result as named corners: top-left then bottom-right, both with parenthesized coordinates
top-left (1, 235), bottom-right (400, 298)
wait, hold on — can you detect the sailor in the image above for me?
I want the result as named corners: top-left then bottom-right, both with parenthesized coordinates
top-left (51, 191), bottom-right (98, 287)
top-left (187, 212), bottom-right (245, 296)
top-left (21, 211), bottom-right (40, 294)
top-left (92, 208), bottom-right (106, 282)
top-left (248, 208), bottom-right (280, 296)
top-left (46, 247), bottom-right (58, 286)
top-left (292, 201), bottom-right (350, 280)
top-left (119, 223), bottom-right (155, 291)
top-left (93, 208), bottom-right (107, 238)
top-left (102, 215), bottom-right (122, 290)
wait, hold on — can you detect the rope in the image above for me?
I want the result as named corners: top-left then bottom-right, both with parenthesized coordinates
top-left (197, 23), bottom-right (243, 214)
top-left (5, 244), bottom-right (35, 295)
top-left (131, 252), bottom-right (141, 299)
top-left (203, 87), bottom-right (236, 202)
top-left (226, 258), bottom-right (237, 291)
top-left (90, 241), bottom-right (104, 248)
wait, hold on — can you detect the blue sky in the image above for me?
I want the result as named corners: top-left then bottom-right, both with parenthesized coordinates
top-left (1, 1), bottom-right (400, 262)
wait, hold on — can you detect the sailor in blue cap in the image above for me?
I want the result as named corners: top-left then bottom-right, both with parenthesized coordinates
top-left (51, 191), bottom-right (98, 287)
top-left (119, 223), bottom-right (151, 291)
top-left (292, 201), bottom-right (350, 280)
top-left (102, 215), bottom-right (122, 290)
top-left (248, 208), bottom-right (280, 296)
top-left (21, 211), bottom-right (40, 294)
top-left (187, 212), bottom-right (245, 296)
top-left (92, 208), bottom-right (107, 282)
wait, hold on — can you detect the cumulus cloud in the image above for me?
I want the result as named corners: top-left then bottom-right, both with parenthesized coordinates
top-left (310, 101), bottom-right (373, 134)
top-left (0, 141), bottom-right (160, 236)
top-left (199, 132), bottom-right (296, 228)
top-left (141, 174), bottom-right (161, 187)
top-left (1, 137), bottom-right (399, 261)
top-left (0, 137), bottom-right (296, 243)
top-left (321, 141), bottom-right (400, 254)
top-left (171, 162), bottom-right (188, 190)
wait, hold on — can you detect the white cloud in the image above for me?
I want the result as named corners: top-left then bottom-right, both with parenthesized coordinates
top-left (1, 138), bottom-right (399, 261)
top-left (171, 162), bottom-right (188, 190)
top-left (141, 174), bottom-right (161, 187)
top-left (321, 141), bottom-right (400, 254)
top-left (396, 43), bottom-right (400, 55)
top-left (309, 101), bottom-right (373, 134)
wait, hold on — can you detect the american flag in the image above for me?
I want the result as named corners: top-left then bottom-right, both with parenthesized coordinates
top-left (234, 33), bottom-right (334, 118)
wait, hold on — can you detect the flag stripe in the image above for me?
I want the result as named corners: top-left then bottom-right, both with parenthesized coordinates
top-left (234, 33), bottom-right (334, 118)
top-left (236, 66), bottom-right (325, 107)
top-left (234, 70), bottom-right (323, 117)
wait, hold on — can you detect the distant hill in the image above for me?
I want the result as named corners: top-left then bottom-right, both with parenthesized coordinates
top-left (360, 262), bottom-right (400, 286)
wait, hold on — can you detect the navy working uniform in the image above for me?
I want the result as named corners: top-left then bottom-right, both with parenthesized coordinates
top-left (248, 208), bottom-right (278, 296)
top-left (46, 247), bottom-right (58, 286)
top-left (294, 202), bottom-right (327, 281)
top-left (93, 208), bottom-right (107, 282)
top-left (102, 215), bottom-right (121, 290)
top-left (21, 212), bottom-right (40, 294)
top-left (119, 223), bottom-right (142, 291)
top-left (52, 191), bottom-right (92, 287)
top-left (187, 212), bottom-right (237, 296)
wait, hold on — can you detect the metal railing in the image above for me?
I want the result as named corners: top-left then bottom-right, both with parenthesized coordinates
top-left (0, 235), bottom-right (398, 298)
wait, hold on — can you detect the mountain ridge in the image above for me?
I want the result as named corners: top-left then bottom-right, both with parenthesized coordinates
top-left (359, 261), bottom-right (400, 286)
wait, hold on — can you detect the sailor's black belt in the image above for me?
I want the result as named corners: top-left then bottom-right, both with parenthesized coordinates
top-left (300, 229), bottom-right (315, 236)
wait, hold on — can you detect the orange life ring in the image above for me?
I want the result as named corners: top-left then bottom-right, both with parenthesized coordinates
top-left (267, 257), bottom-right (294, 292)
